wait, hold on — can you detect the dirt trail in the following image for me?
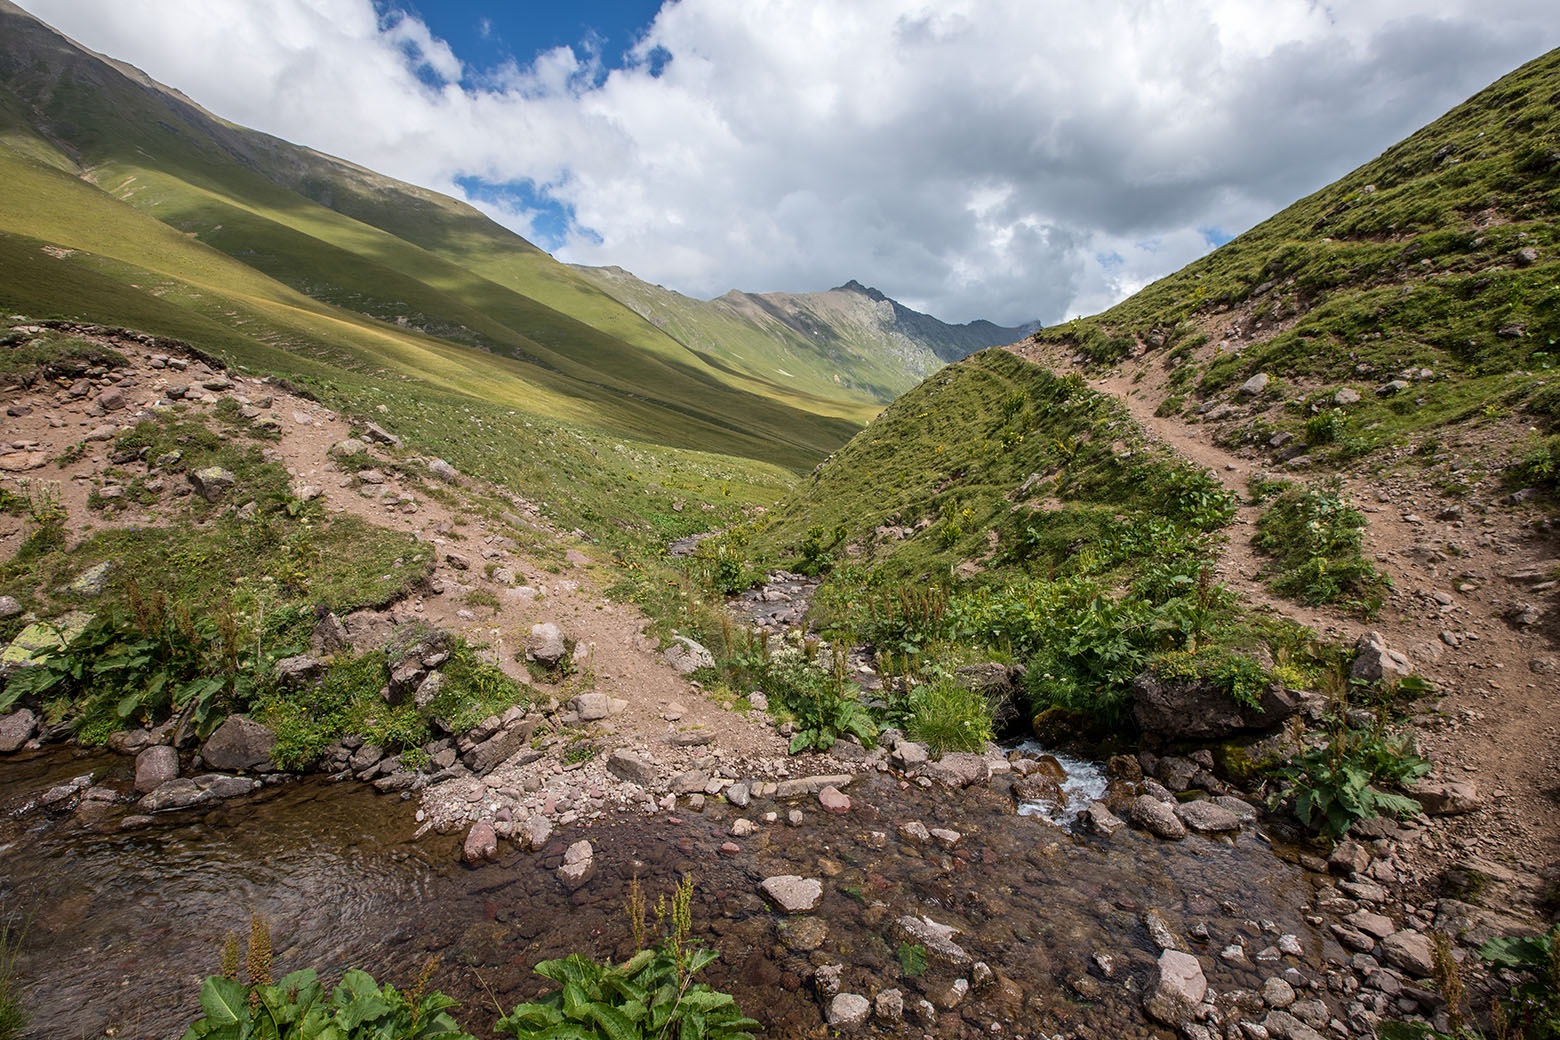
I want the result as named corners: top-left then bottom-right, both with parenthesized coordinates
top-left (1009, 340), bottom-right (1560, 899)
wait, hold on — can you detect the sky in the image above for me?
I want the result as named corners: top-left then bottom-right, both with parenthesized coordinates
top-left (15, 1), bottom-right (1560, 325)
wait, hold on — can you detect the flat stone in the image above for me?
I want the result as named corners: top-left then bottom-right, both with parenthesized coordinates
top-left (69, 561), bottom-right (115, 596)
top-left (761, 875), bottom-right (823, 914)
top-left (895, 915), bottom-right (971, 967)
top-left (606, 749), bottom-right (657, 786)
top-left (0, 709), bottom-right (38, 753)
top-left (774, 774), bottom-right (852, 798)
top-left (1380, 930), bottom-right (1434, 977)
top-left (1176, 799), bottom-right (1242, 832)
top-left (778, 916), bottom-right (828, 951)
top-left (818, 785), bottom-right (851, 814)
top-left (1409, 779), bottom-right (1481, 816)
top-left (1345, 910), bottom-right (1396, 940)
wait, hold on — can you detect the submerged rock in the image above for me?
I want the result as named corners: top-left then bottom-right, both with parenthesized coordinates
top-left (761, 875), bottom-right (822, 914)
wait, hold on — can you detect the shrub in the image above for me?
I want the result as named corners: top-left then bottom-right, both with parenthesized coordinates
top-left (1268, 717), bottom-right (1429, 837)
top-left (904, 678), bottom-right (994, 755)
top-left (748, 641), bottom-right (877, 753)
top-left (1252, 480), bottom-right (1389, 613)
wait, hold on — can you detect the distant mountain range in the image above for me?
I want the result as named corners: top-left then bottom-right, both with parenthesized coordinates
top-left (573, 267), bottom-right (1038, 405)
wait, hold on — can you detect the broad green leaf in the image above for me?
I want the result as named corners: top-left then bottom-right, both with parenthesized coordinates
top-left (196, 976), bottom-right (250, 1025)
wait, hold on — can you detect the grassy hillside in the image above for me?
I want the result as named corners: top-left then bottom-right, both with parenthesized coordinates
top-left (1032, 46), bottom-right (1560, 462)
top-left (0, 1), bottom-right (861, 464)
top-left (576, 265), bottom-right (1032, 411)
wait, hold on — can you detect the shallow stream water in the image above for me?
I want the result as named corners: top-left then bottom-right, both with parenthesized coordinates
top-left (0, 744), bottom-right (1335, 1040)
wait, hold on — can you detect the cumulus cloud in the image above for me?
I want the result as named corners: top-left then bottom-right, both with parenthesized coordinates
top-left (16, 0), bottom-right (1557, 324)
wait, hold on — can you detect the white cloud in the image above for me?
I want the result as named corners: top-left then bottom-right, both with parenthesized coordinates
top-left (15, 0), bottom-right (1558, 324)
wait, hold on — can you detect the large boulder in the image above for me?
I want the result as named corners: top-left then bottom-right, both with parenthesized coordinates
top-left (1131, 672), bottom-right (1298, 740)
top-left (0, 709), bottom-right (38, 753)
top-left (134, 745), bottom-right (180, 793)
top-left (1143, 949), bottom-right (1207, 1025)
top-left (662, 636), bottom-right (715, 674)
top-left (527, 623), bottom-right (567, 667)
top-left (1351, 632), bottom-right (1411, 685)
top-left (1130, 795), bottom-right (1187, 840)
top-left (463, 821), bottom-right (499, 865)
top-left (200, 715), bottom-right (277, 772)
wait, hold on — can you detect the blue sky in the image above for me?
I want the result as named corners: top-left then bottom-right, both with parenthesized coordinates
top-left (18, 0), bottom-right (1560, 325)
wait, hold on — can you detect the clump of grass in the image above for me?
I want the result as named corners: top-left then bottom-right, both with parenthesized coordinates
top-left (1253, 480), bottom-right (1389, 614)
top-left (903, 678), bottom-right (993, 755)
top-left (0, 913), bottom-right (28, 1040)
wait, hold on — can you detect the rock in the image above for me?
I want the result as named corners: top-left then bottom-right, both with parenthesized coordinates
top-left (557, 840), bottom-right (595, 889)
top-left (200, 715), bottom-right (277, 772)
top-left (188, 466), bottom-right (237, 503)
top-left (1239, 373), bottom-right (1271, 397)
top-left (1176, 800), bottom-right (1242, 833)
top-left (890, 740), bottom-right (929, 768)
top-left (929, 827), bottom-right (962, 848)
top-left (778, 916), bottom-right (827, 950)
top-left (527, 623), bottom-right (567, 666)
top-left (1132, 673), bottom-right (1298, 739)
top-left (1376, 380), bottom-right (1410, 396)
top-left (827, 994), bottom-right (871, 1029)
top-left (899, 821), bottom-right (931, 844)
top-left (1334, 388), bottom-right (1361, 406)
top-left (331, 438), bottom-right (368, 458)
top-left (1264, 1010), bottom-right (1327, 1040)
top-left (98, 387), bottom-right (126, 411)
top-left (1409, 779), bottom-right (1481, 816)
top-left (1206, 403), bottom-right (1237, 421)
top-left (138, 777), bottom-right (205, 812)
top-left (895, 915), bottom-right (971, 967)
top-left (761, 875), bottom-right (822, 914)
top-left (463, 724), bottom-right (537, 776)
top-left (731, 818), bottom-right (757, 837)
top-left (348, 744), bottom-right (385, 773)
top-left (1380, 930), bottom-right (1434, 978)
top-left (818, 785), bottom-right (851, 814)
top-left (134, 745), bottom-right (179, 793)
top-left (1351, 632), bottom-right (1411, 685)
top-left (428, 458), bottom-right (459, 483)
top-left (874, 988), bottom-right (904, 1024)
top-left (1130, 794), bottom-right (1187, 840)
top-left (1144, 908), bottom-right (1180, 951)
top-left (669, 770), bottom-right (709, 795)
top-left (361, 422), bottom-right (401, 448)
top-left (1080, 801), bottom-right (1125, 835)
top-left (606, 749), bottom-right (657, 786)
top-left (1516, 246), bottom-right (1540, 266)
top-left (1328, 841), bottom-right (1371, 875)
top-left (748, 692), bottom-right (769, 712)
top-left (413, 671), bottom-right (446, 710)
top-left (1144, 949), bottom-right (1207, 1026)
top-left (273, 655), bottom-right (324, 687)
top-left (1345, 910), bottom-right (1396, 940)
top-left (915, 751), bottom-right (990, 787)
top-left (726, 782), bottom-right (750, 807)
top-left (774, 774), bottom-right (853, 798)
top-left (662, 636), bottom-right (715, 674)
top-left (669, 727), bottom-right (712, 745)
top-left (0, 596), bottom-right (22, 619)
top-left (570, 693), bottom-right (613, 720)
top-left (1263, 977), bottom-right (1297, 1008)
top-left (519, 814), bottom-right (553, 851)
top-left (69, 561), bottom-right (115, 596)
top-left (0, 709), bottom-right (38, 752)
top-left (463, 821), bottom-right (498, 864)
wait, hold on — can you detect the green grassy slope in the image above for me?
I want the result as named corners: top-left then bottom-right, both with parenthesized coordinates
top-left (1033, 46), bottom-right (1560, 439)
top-left (575, 265), bottom-right (1033, 411)
top-left (0, 1), bottom-right (860, 462)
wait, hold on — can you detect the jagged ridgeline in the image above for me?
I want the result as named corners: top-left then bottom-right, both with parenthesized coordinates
top-left (1034, 46), bottom-right (1559, 407)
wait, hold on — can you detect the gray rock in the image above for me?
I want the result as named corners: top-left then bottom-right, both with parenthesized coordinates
top-left (1334, 387), bottom-right (1362, 406)
top-left (349, 743), bottom-right (385, 773)
top-left (134, 745), bottom-right (179, 793)
top-left (827, 994), bottom-right (870, 1029)
top-left (1239, 373), bottom-right (1271, 397)
top-left (726, 781), bottom-right (751, 807)
top-left (914, 751), bottom-right (990, 787)
top-left (428, 458), bottom-right (460, 484)
top-left (1130, 794), bottom-right (1187, 840)
top-left (1409, 779), bottom-right (1480, 815)
top-left (1264, 1010), bottom-right (1326, 1040)
top-left (1328, 841), bottom-right (1371, 875)
top-left (463, 821), bottom-right (498, 864)
top-left (606, 749), bottom-right (657, 786)
top-left (0, 709), bottom-right (38, 752)
top-left (0, 596), bottom-right (22, 619)
top-left (1376, 380), bottom-right (1411, 396)
top-left (818, 785), bottom-right (850, 814)
top-left (891, 739), bottom-right (929, 768)
top-left (361, 422), bottom-right (401, 448)
top-left (194, 774), bottom-right (260, 799)
top-left (570, 693), bottom-right (613, 720)
top-left (413, 670), bottom-right (446, 710)
top-left (527, 623), bottom-right (567, 666)
top-left (1144, 949), bottom-right (1207, 1026)
top-left (761, 875), bottom-right (822, 914)
top-left (1132, 673), bottom-right (1297, 739)
top-left (1080, 801), bottom-right (1125, 835)
top-left (188, 466), bottom-right (237, 503)
top-left (774, 774), bottom-right (853, 798)
top-left (662, 636), bottom-right (715, 674)
top-left (273, 655), bottom-right (324, 687)
top-left (558, 840), bottom-right (596, 889)
top-left (669, 770), bottom-right (710, 795)
top-left (1351, 632), bottom-right (1411, 685)
top-left (139, 777), bottom-right (205, 812)
top-left (1380, 930), bottom-right (1434, 977)
top-left (874, 988), bottom-right (904, 1024)
top-left (519, 814), bottom-right (553, 851)
top-left (1177, 800), bottom-right (1242, 833)
top-left (895, 915), bottom-right (971, 967)
top-left (1263, 977), bottom-right (1296, 1008)
top-left (1144, 908), bottom-right (1180, 951)
top-left (200, 716), bottom-right (277, 772)
top-left (463, 724), bottom-right (537, 776)
top-left (69, 561), bottom-right (115, 596)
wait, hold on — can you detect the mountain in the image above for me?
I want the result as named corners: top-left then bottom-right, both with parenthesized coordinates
top-left (0, 0), bottom-right (866, 468)
top-left (572, 265), bottom-right (1037, 406)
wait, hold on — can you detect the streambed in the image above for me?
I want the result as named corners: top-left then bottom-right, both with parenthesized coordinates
top-left (0, 745), bottom-right (1335, 1040)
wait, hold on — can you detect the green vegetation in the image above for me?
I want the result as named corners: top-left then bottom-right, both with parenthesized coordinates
top-left (500, 875), bottom-right (757, 1040)
top-left (733, 641), bottom-right (878, 754)
top-left (903, 678), bottom-right (993, 755)
top-left (1253, 481), bottom-right (1389, 614)
top-left (0, 912), bottom-right (25, 1040)
top-left (1033, 47), bottom-right (1560, 459)
top-left (1269, 715), bottom-right (1429, 838)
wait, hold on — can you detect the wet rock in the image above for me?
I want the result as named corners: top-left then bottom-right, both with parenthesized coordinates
top-left (1080, 801), bottom-right (1125, 835)
top-left (1144, 909), bottom-right (1180, 951)
top-left (818, 785), bottom-right (851, 814)
top-left (526, 623), bottom-right (567, 667)
top-left (1133, 673), bottom-right (1297, 740)
top-left (774, 774), bottom-right (853, 798)
top-left (134, 745), bottom-right (179, 793)
top-left (0, 709), bottom-right (37, 752)
top-left (140, 778), bottom-right (203, 812)
top-left (895, 915), bottom-right (971, 967)
top-left (929, 827), bottom-right (962, 849)
top-left (898, 820), bottom-right (931, 844)
top-left (1409, 779), bottom-right (1481, 816)
top-left (926, 977), bottom-right (969, 1010)
top-left (731, 818), bottom-right (757, 837)
top-left (606, 749), bottom-right (657, 786)
top-left (1263, 977), bottom-right (1297, 1008)
top-left (778, 916), bottom-right (828, 951)
top-left (463, 821), bottom-right (498, 864)
top-left (188, 466), bottom-right (237, 503)
top-left (196, 774), bottom-right (261, 799)
top-left (761, 875), bottom-right (822, 914)
top-left (1131, 794), bottom-right (1187, 840)
top-left (1144, 949), bottom-right (1207, 1026)
top-left (1177, 800), bottom-right (1242, 833)
top-left (726, 782), bottom-right (750, 807)
top-left (1380, 930), bottom-right (1434, 977)
top-left (1351, 632), bottom-right (1411, 685)
top-left (200, 715), bottom-right (277, 772)
top-left (662, 636), bottom-right (715, 674)
top-left (519, 814), bottom-right (553, 851)
top-left (558, 840), bottom-right (595, 889)
top-left (827, 993), bottom-right (870, 1029)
